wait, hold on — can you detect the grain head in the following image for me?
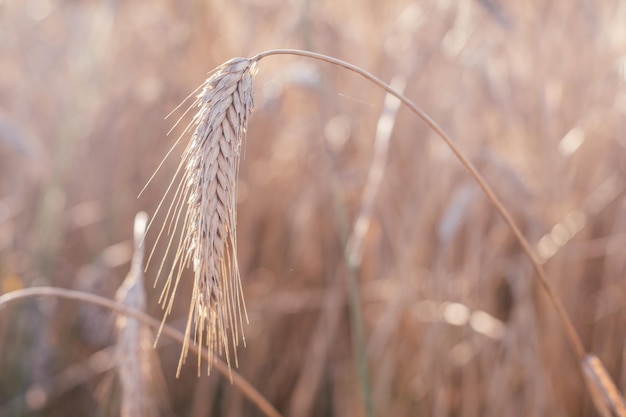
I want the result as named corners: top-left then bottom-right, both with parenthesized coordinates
top-left (155, 57), bottom-right (257, 376)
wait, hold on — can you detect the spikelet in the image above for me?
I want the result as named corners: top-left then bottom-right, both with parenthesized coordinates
top-left (154, 58), bottom-right (256, 376)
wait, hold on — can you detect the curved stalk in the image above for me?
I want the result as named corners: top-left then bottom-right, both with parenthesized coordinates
top-left (0, 287), bottom-right (282, 417)
top-left (251, 48), bottom-right (586, 360)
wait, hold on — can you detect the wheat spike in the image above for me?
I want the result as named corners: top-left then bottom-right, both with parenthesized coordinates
top-left (153, 58), bottom-right (256, 376)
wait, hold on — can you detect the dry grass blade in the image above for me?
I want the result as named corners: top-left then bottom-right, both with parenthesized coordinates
top-left (116, 212), bottom-right (169, 417)
top-left (153, 58), bottom-right (257, 376)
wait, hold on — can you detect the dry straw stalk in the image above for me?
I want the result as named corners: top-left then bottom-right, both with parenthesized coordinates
top-left (0, 287), bottom-right (282, 417)
top-left (155, 58), bottom-right (256, 375)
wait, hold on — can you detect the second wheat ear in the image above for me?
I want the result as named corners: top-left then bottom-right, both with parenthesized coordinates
top-left (152, 57), bottom-right (257, 377)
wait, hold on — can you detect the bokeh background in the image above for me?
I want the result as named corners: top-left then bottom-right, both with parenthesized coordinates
top-left (1, 0), bottom-right (626, 416)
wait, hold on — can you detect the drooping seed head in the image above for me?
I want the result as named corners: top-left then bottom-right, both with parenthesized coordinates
top-left (155, 58), bottom-right (257, 376)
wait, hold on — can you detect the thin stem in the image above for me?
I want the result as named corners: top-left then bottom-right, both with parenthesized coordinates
top-left (346, 267), bottom-right (374, 417)
top-left (0, 287), bottom-right (282, 417)
top-left (251, 49), bottom-right (586, 361)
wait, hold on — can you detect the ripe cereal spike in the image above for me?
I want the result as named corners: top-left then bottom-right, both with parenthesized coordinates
top-left (156, 58), bottom-right (256, 376)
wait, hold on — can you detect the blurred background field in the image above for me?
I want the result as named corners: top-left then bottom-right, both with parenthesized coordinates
top-left (1, 0), bottom-right (626, 416)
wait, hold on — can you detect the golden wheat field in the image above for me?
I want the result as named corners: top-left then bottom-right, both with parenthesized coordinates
top-left (1, 1), bottom-right (626, 416)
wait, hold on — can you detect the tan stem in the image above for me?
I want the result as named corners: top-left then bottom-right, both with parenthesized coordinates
top-left (0, 287), bottom-right (282, 417)
top-left (252, 48), bottom-right (586, 361)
